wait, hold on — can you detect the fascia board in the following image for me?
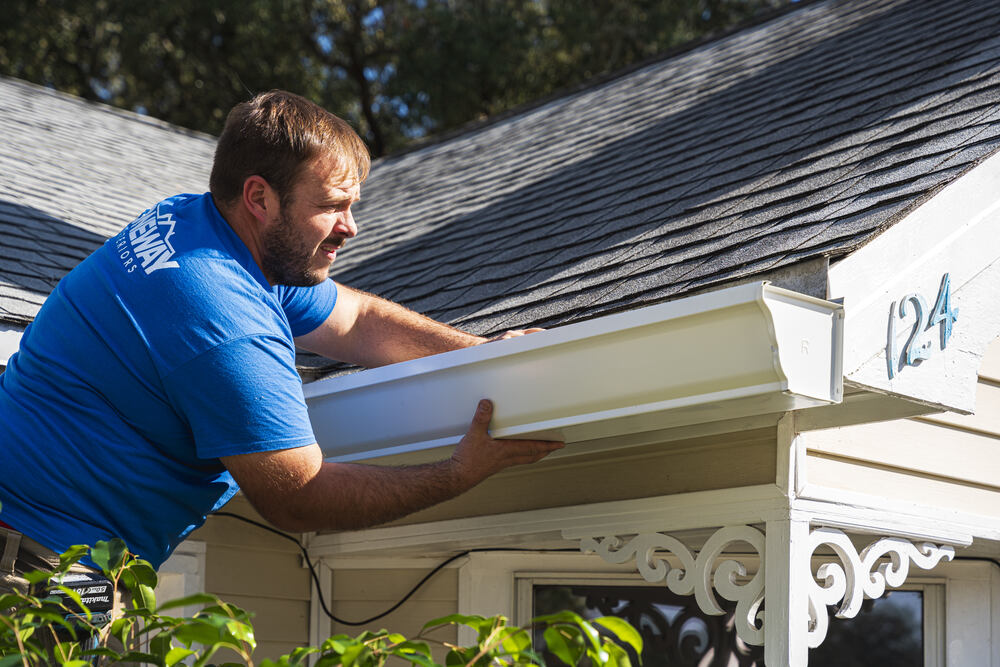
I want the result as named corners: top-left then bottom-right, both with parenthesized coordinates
top-left (828, 149), bottom-right (1000, 414)
top-left (305, 282), bottom-right (843, 462)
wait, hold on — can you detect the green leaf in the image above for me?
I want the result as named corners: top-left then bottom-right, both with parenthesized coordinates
top-left (165, 647), bottom-right (196, 666)
top-left (395, 650), bottom-right (437, 667)
top-left (225, 619), bottom-right (256, 649)
top-left (392, 640), bottom-right (431, 657)
top-left (544, 626), bottom-right (584, 667)
top-left (445, 648), bottom-right (471, 667)
top-left (422, 613), bottom-right (488, 632)
top-left (592, 617), bottom-right (642, 657)
top-left (23, 570), bottom-right (52, 585)
top-left (500, 627), bottom-right (531, 654)
top-left (0, 593), bottom-right (26, 608)
top-left (531, 611), bottom-right (585, 626)
top-left (602, 641), bottom-right (631, 667)
top-left (57, 545), bottom-right (90, 570)
top-left (174, 620), bottom-right (223, 646)
top-left (340, 643), bottom-right (370, 667)
top-left (90, 539), bottom-right (128, 574)
top-left (126, 561), bottom-right (159, 588)
top-left (157, 593), bottom-right (219, 612)
top-left (0, 655), bottom-right (27, 667)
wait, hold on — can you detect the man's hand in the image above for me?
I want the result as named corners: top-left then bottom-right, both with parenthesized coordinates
top-left (482, 328), bottom-right (545, 343)
top-left (450, 399), bottom-right (564, 487)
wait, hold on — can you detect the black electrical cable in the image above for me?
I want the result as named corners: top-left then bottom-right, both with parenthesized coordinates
top-left (214, 511), bottom-right (577, 626)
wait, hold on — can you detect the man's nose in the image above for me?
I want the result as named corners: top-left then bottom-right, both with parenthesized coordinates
top-left (338, 209), bottom-right (358, 237)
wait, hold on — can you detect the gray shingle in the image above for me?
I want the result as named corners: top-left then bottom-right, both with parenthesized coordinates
top-left (324, 0), bottom-right (1000, 352)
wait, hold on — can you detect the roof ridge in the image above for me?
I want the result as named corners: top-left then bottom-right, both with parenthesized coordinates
top-left (0, 75), bottom-right (217, 143)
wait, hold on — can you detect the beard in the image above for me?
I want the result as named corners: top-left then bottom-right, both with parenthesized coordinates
top-left (259, 207), bottom-right (332, 287)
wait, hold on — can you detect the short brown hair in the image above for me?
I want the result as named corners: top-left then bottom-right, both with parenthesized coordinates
top-left (209, 90), bottom-right (370, 206)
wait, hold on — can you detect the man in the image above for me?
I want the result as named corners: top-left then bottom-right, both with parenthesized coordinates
top-left (0, 90), bottom-right (562, 590)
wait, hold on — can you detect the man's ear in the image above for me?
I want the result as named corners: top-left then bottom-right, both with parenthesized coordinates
top-left (242, 175), bottom-right (278, 224)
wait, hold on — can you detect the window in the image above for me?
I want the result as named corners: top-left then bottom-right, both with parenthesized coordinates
top-left (521, 576), bottom-right (941, 666)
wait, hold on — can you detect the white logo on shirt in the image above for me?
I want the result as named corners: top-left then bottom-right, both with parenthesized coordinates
top-left (116, 205), bottom-right (179, 274)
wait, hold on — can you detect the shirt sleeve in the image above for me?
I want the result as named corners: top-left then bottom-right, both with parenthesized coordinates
top-left (161, 334), bottom-right (317, 459)
top-left (274, 279), bottom-right (338, 337)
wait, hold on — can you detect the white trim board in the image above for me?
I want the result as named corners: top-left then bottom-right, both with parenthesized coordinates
top-left (306, 482), bottom-right (984, 559)
top-left (828, 149), bottom-right (1000, 414)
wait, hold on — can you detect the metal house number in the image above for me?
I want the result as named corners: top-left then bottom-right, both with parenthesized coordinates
top-left (886, 273), bottom-right (958, 379)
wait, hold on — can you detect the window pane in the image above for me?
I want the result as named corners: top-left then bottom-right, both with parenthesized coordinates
top-left (532, 585), bottom-right (922, 666)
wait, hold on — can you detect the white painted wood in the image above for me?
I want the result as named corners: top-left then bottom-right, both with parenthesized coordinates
top-left (307, 560), bottom-right (332, 666)
top-left (305, 282), bottom-right (843, 462)
top-left (794, 479), bottom-right (1000, 542)
top-left (804, 455), bottom-right (1000, 527)
top-left (923, 584), bottom-right (946, 667)
top-left (827, 150), bottom-right (1000, 414)
top-left (764, 519), bottom-right (809, 667)
top-left (775, 412), bottom-right (800, 497)
top-left (581, 526), bottom-right (767, 645)
top-left (307, 485), bottom-right (790, 557)
top-left (992, 563), bottom-right (999, 667)
top-left (803, 528), bottom-right (954, 648)
top-left (802, 419), bottom-right (1000, 488)
top-left (943, 561), bottom-right (996, 667)
top-left (0, 324), bottom-right (23, 366)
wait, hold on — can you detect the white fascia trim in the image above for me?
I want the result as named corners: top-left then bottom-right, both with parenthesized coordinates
top-left (828, 149), bottom-right (1000, 413)
top-left (0, 324), bottom-right (24, 366)
top-left (305, 282), bottom-right (844, 462)
top-left (306, 485), bottom-right (791, 559)
top-left (307, 480), bottom-right (984, 559)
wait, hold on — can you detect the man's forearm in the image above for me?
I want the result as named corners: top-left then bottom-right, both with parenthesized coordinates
top-left (275, 458), bottom-right (473, 532)
top-left (296, 284), bottom-right (485, 367)
top-left (223, 401), bottom-right (564, 534)
top-left (350, 289), bottom-right (484, 365)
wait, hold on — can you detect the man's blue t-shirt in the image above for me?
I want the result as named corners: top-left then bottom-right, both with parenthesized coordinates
top-left (0, 193), bottom-right (336, 568)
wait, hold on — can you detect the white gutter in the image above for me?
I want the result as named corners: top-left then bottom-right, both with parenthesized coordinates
top-left (304, 282), bottom-right (844, 462)
top-left (0, 324), bottom-right (24, 367)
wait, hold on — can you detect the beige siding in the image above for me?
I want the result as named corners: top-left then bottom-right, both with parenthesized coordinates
top-left (329, 567), bottom-right (459, 663)
top-left (805, 453), bottom-right (1000, 515)
top-left (187, 494), bottom-right (312, 662)
top-left (391, 427), bottom-right (778, 525)
top-left (979, 337), bottom-right (1000, 383)
top-left (803, 351), bottom-right (1000, 516)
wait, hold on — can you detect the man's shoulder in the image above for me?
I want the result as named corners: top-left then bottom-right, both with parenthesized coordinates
top-left (98, 193), bottom-right (292, 364)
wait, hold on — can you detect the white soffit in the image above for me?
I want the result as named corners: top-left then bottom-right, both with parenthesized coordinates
top-left (305, 282), bottom-right (844, 462)
top-left (828, 150), bottom-right (1000, 414)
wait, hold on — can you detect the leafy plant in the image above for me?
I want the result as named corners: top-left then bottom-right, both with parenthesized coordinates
top-left (0, 542), bottom-right (640, 667)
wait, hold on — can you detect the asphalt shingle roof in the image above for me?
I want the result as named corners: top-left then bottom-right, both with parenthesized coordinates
top-left (1, 0), bottom-right (998, 377)
top-left (328, 0), bottom-right (1000, 341)
top-left (0, 78), bottom-right (215, 325)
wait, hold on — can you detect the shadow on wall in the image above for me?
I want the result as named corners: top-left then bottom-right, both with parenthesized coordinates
top-left (0, 199), bottom-right (109, 324)
top-left (333, 0), bottom-right (997, 335)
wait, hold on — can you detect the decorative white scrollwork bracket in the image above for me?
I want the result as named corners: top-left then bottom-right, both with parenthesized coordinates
top-left (804, 527), bottom-right (954, 648)
top-left (580, 526), bottom-right (766, 645)
top-left (579, 525), bottom-right (954, 652)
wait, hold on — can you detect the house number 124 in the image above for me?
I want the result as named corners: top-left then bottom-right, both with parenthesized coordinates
top-left (886, 273), bottom-right (958, 379)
